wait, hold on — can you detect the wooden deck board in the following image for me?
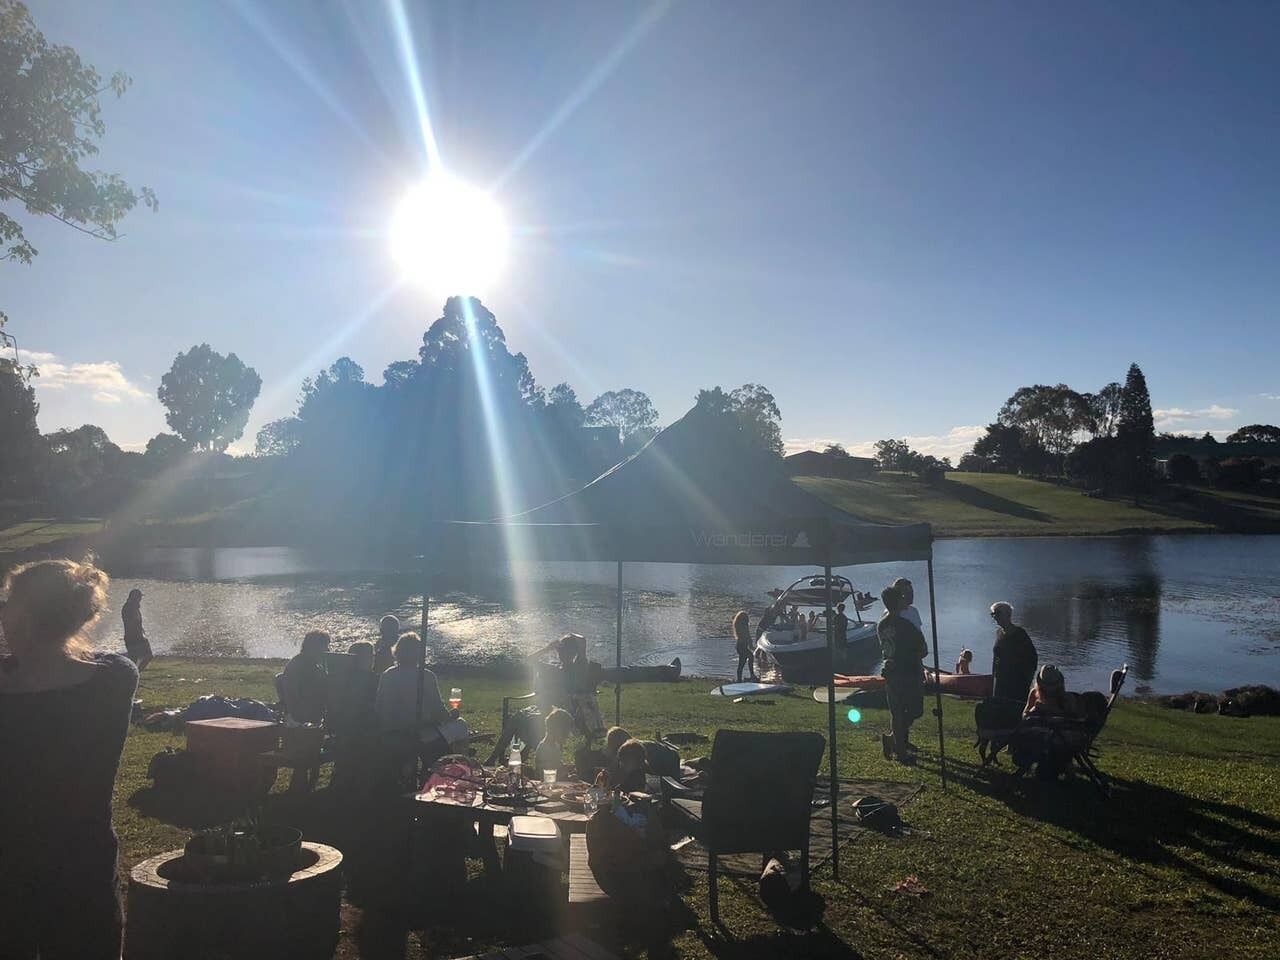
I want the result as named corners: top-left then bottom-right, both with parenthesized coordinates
top-left (567, 835), bottom-right (608, 906)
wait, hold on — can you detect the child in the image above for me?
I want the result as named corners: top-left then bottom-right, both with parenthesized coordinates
top-left (955, 649), bottom-right (973, 675)
top-left (611, 738), bottom-right (647, 792)
top-left (535, 707), bottom-right (574, 779)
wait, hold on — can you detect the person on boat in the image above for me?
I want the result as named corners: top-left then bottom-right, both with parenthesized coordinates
top-left (0, 558), bottom-right (139, 958)
top-left (833, 602), bottom-right (850, 649)
top-left (373, 614), bottom-right (399, 675)
top-left (121, 587), bottom-right (153, 671)
top-left (754, 599), bottom-right (781, 641)
top-left (955, 648), bottom-right (974, 675)
top-left (795, 607), bottom-right (808, 643)
top-left (788, 604), bottom-right (800, 628)
top-left (892, 577), bottom-right (924, 632)
top-left (877, 585), bottom-right (929, 763)
top-left (990, 602), bottom-right (1038, 702)
top-left (732, 610), bottom-right (756, 682)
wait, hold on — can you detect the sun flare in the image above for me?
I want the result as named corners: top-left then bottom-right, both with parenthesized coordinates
top-left (389, 174), bottom-right (508, 295)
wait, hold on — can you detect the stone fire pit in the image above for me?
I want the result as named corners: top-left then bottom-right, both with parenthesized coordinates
top-left (124, 841), bottom-right (342, 959)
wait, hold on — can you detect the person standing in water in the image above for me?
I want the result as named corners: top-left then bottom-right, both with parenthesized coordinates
top-left (731, 610), bottom-right (756, 682)
top-left (121, 588), bottom-right (153, 671)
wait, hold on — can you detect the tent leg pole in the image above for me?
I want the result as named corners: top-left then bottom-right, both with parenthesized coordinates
top-left (415, 571), bottom-right (430, 789)
top-left (927, 557), bottom-right (947, 790)
top-left (615, 560), bottom-right (623, 727)
top-left (825, 563), bottom-right (839, 881)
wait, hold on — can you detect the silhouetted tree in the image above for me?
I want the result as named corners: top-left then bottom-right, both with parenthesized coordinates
top-left (1, 1), bottom-right (156, 329)
top-left (143, 432), bottom-right (191, 467)
top-left (586, 388), bottom-right (659, 452)
top-left (998, 384), bottom-right (1092, 474)
top-left (693, 383), bottom-right (783, 457)
top-left (1085, 382), bottom-right (1124, 438)
top-left (44, 424), bottom-right (125, 512)
top-left (0, 356), bottom-right (42, 499)
top-left (545, 383), bottom-right (585, 430)
top-left (158, 344), bottom-right (261, 452)
top-left (1200, 431), bottom-right (1218, 445)
top-left (873, 438), bottom-right (912, 471)
top-left (822, 443), bottom-right (849, 458)
top-left (956, 452), bottom-right (992, 472)
top-left (1166, 453), bottom-right (1200, 485)
top-left (1066, 436), bottom-right (1120, 492)
top-left (254, 418), bottom-right (302, 457)
top-left (1116, 363), bottom-right (1156, 503)
top-left (971, 422), bottom-right (1036, 474)
top-left (1224, 424), bottom-right (1280, 444)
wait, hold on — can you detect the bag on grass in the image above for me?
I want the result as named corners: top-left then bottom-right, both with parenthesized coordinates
top-left (852, 795), bottom-right (903, 836)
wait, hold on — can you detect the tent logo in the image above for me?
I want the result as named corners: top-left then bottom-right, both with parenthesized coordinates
top-left (791, 531), bottom-right (811, 549)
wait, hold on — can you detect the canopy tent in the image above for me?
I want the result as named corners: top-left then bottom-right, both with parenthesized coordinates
top-left (419, 405), bottom-right (946, 879)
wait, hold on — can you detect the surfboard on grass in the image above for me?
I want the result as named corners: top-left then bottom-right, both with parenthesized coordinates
top-left (710, 681), bottom-right (791, 697)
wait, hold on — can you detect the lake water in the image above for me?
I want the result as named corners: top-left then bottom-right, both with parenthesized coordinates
top-left (85, 536), bottom-right (1280, 694)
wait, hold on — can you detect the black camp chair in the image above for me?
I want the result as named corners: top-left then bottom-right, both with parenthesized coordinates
top-left (1011, 664), bottom-right (1128, 796)
top-left (665, 729), bottom-right (826, 925)
top-left (488, 660), bottom-right (605, 764)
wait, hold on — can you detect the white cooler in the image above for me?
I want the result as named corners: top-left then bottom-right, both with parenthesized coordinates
top-left (505, 815), bottom-right (565, 908)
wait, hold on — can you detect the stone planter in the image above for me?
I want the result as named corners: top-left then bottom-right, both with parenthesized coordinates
top-left (125, 842), bottom-right (342, 960)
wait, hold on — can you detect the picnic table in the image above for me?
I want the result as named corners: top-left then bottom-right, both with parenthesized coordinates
top-left (405, 771), bottom-right (591, 872)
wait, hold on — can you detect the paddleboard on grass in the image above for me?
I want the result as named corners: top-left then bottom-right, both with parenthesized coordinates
top-left (812, 686), bottom-right (858, 704)
top-left (711, 682), bottom-right (791, 697)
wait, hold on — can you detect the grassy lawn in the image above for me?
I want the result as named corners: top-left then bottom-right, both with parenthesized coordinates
top-left (799, 472), bottom-right (1280, 536)
top-left (115, 658), bottom-right (1280, 959)
top-left (0, 517), bottom-right (105, 554)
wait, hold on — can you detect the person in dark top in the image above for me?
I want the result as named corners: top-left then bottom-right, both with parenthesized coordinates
top-left (0, 558), bottom-right (139, 959)
top-left (282, 630), bottom-right (330, 724)
top-left (877, 585), bottom-right (929, 764)
top-left (373, 614), bottom-right (399, 675)
top-left (732, 610), bottom-right (756, 681)
top-left (832, 602), bottom-right (850, 650)
top-left (990, 602), bottom-right (1038, 703)
top-left (755, 599), bottom-right (781, 641)
top-left (121, 587), bottom-right (153, 671)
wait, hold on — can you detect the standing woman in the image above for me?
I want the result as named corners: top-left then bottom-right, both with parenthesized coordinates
top-left (876, 585), bottom-right (929, 764)
top-left (0, 558), bottom-right (139, 958)
top-left (122, 586), bottom-right (153, 671)
top-left (732, 610), bottom-right (756, 682)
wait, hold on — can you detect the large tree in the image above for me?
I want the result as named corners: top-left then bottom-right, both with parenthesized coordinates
top-left (998, 384), bottom-right (1092, 474)
top-left (586, 388), bottom-right (660, 452)
top-left (1116, 362), bottom-right (1156, 503)
top-left (157, 344), bottom-right (261, 452)
top-left (692, 383), bottom-right (784, 457)
top-left (0, 356), bottom-right (41, 497)
top-left (1, 0), bottom-right (155, 329)
top-left (1224, 424), bottom-right (1280, 444)
top-left (971, 422), bottom-right (1037, 474)
top-left (1085, 382), bottom-right (1124, 438)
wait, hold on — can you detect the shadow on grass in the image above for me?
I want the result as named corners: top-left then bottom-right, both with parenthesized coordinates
top-left (693, 921), bottom-right (859, 960)
top-left (937, 478), bottom-right (1051, 523)
top-left (926, 755), bottom-right (1280, 913)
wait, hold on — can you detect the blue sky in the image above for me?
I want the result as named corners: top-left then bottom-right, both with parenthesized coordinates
top-left (9, 0), bottom-right (1280, 457)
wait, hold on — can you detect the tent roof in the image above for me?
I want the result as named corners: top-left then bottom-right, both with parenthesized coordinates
top-left (432, 406), bottom-right (931, 567)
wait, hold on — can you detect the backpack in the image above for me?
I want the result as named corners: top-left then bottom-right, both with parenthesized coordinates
top-left (852, 795), bottom-right (904, 835)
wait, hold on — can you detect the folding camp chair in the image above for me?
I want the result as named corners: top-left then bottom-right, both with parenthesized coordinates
top-left (488, 661), bottom-right (605, 764)
top-left (665, 729), bottom-right (826, 925)
top-left (1012, 664), bottom-right (1128, 796)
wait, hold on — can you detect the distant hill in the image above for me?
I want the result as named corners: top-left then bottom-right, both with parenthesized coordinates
top-left (797, 472), bottom-right (1280, 537)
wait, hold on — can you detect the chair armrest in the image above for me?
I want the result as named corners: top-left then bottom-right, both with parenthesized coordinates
top-left (501, 691), bottom-right (538, 724)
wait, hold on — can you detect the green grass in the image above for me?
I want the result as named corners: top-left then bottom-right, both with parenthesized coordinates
top-left (799, 472), bottom-right (1280, 536)
top-left (115, 658), bottom-right (1280, 959)
top-left (0, 517), bottom-right (105, 553)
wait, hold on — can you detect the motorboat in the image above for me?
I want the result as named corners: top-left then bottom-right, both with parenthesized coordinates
top-left (755, 574), bottom-right (881, 683)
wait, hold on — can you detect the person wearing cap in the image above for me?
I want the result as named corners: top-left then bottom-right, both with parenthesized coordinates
top-left (989, 601), bottom-right (1037, 703)
top-left (877, 585), bottom-right (929, 763)
top-left (892, 577), bottom-right (923, 633)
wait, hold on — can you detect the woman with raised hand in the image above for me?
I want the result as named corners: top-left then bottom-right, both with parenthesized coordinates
top-left (0, 557), bottom-right (139, 959)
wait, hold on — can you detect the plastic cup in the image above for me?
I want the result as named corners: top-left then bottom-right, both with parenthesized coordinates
top-left (544, 768), bottom-right (557, 785)
top-left (448, 687), bottom-right (462, 710)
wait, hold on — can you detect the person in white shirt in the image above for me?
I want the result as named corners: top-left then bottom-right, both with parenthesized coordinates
top-left (893, 578), bottom-right (924, 632)
top-left (374, 633), bottom-right (449, 734)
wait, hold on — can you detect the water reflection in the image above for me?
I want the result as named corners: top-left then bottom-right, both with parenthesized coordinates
top-left (83, 536), bottom-right (1280, 693)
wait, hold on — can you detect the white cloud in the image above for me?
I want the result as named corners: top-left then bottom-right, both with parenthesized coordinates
top-left (1153, 404), bottom-right (1237, 430)
top-left (1262, 393), bottom-right (1280, 401)
top-left (785, 425), bottom-right (985, 462)
top-left (28, 350), bottom-right (147, 403)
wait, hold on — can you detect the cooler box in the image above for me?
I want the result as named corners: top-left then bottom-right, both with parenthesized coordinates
top-left (185, 717), bottom-right (280, 791)
top-left (505, 816), bottom-right (565, 908)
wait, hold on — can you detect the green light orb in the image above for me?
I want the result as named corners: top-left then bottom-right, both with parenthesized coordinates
top-left (847, 708), bottom-right (862, 724)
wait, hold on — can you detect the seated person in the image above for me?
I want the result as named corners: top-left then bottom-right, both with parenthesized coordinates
top-left (1023, 664), bottom-right (1073, 719)
top-left (535, 707), bottom-right (573, 780)
top-left (611, 738), bottom-right (647, 793)
top-left (603, 726), bottom-right (681, 787)
top-left (282, 630), bottom-right (330, 724)
top-left (955, 649), bottom-right (974, 675)
top-left (328, 640), bottom-right (378, 734)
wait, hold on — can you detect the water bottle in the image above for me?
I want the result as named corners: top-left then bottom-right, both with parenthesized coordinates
top-left (507, 737), bottom-right (524, 789)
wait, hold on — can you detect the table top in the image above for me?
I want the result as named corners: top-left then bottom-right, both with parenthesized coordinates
top-left (408, 778), bottom-right (592, 831)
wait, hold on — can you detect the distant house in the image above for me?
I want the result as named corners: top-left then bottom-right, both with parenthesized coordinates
top-left (784, 450), bottom-right (877, 480)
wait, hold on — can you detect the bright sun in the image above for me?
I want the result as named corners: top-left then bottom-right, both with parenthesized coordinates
top-left (390, 174), bottom-right (508, 295)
